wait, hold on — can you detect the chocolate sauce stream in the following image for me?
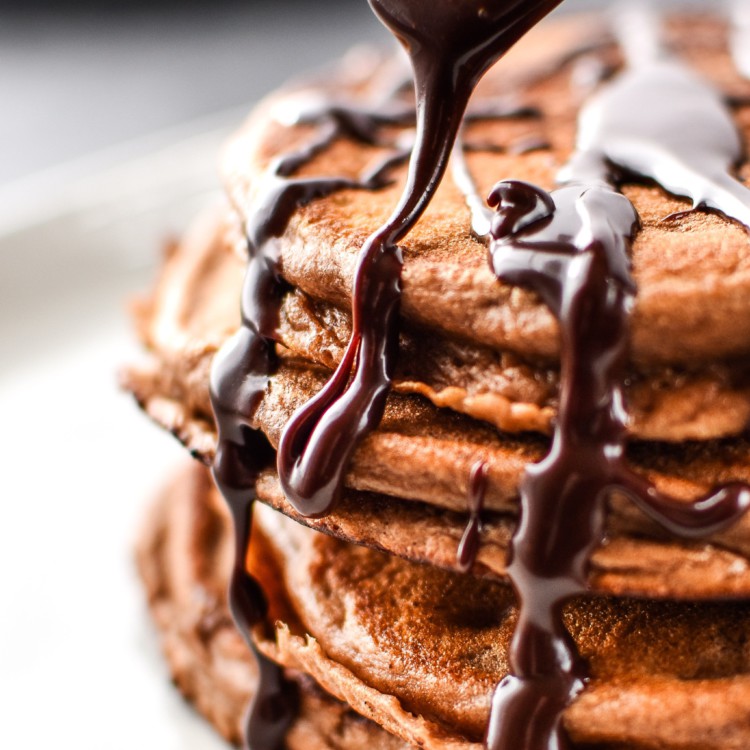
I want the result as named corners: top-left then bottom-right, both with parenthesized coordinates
top-left (210, 51), bottom-right (544, 748)
top-left (485, 178), bottom-right (750, 749)
top-left (452, 136), bottom-right (494, 239)
top-left (211, 6), bottom-right (750, 750)
top-left (483, 178), bottom-right (639, 750)
top-left (561, 12), bottom-right (750, 227)
top-left (276, 0), bottom-right (565, 518)
top-left (210, 100), bottom-right (412, 749)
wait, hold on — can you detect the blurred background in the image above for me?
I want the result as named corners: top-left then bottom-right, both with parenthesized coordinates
top-left (1, 3), bottom-right (387, 748)
top-left (1, 0), bottom-right (382, 186)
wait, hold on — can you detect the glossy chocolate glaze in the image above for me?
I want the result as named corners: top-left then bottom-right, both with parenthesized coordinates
top-left (210, 102), bottom-right (409, 749)
top-left (563, 63), bottom-right (750, 226)
top-left (732, 0), bottom-right (750, 81)
top-left (565, 5), bottom-right (750, 227)
top-left (484, 176), bottom-right (640, 750)
top-left (209, 59), bottom-right (541, 747)
top-left (485, 178), bottom-right (750, 747)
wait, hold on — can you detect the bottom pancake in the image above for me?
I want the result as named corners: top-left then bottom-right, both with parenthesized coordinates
top-left (136, 464), bottom-right (409, 749)
top-left (138, 461), bottom-right (750, 750)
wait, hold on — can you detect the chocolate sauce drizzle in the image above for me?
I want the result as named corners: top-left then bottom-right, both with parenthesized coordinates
top-left (480, 12), bottom-right (750, 749)
top-left (212, 2), bottom-right (565, 744)
top-left (276, 0), bottom-right (565, 518)
top-left (210, 97), bottom-right (411, 749)
top-left (209, 4), bottom-right (750, 750)
top-left (561, 7), bottom-right (750, 227)
top-left (209, 47), bottom-right (538, 747)
top-left (451, 134), bottom-right (496, 239)
top-left (483, 176), bottom-right (750, 749)
top-left (457, 460), bottom-right (490, 574)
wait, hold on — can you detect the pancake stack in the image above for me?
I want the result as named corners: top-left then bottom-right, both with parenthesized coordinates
top-left (126, 9), bottom-right (750, 750)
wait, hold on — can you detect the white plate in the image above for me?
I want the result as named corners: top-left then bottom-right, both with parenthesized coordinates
top-left (0, 125), bottom-right (234, 749)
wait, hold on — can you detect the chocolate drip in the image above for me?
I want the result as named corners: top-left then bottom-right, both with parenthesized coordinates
top-left (276, 0), bottom-right (565, 518)
top-left (211, 5), bottom-right (750, 750)
top-left (211, 280), bottom-right (295, 750)
top-left (484, 178), bottom-right (639, 750)
top-left (452, 119), bottom-right (550, 240)
top-left (480, 18), bottom-right (750, 744)
top-left (452, 135), bottom-right (495, 239)
top-left (457, 461), bottom-right (490, 574)
top-left (210, 101), bottom-right (412, 748)
top-left (211, 61), bottom-right (547, 744)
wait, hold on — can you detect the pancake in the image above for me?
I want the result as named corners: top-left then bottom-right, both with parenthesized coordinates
top-left (126, 323), bottom-right (750, 599)
top-left (252, 469), bottom-right (750, 599)
top-left (222, 14), bottom-right (750, 369)
top-left (255, 500), bottom-right (750, 750)
top-left (138, 461), bottom-right (750, 750)
top-left (136, 464), bottom-right (410, 749)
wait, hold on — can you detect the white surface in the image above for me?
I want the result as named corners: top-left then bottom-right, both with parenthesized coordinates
top-left (0, 137), bottom-right (229, 748)
top-left (0, 3), bottom-right (382, 185)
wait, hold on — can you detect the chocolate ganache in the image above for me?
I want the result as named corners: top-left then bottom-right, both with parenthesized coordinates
top-left (277, 0), bottom-right (566, 516)
top-left (210, 3), bottom-right (750, 750)
top-left (457, 460), bottom-right (491, 574)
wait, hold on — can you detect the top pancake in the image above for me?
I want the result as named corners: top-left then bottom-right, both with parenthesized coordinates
top-left (222, 14), bottom-right (750, 369)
